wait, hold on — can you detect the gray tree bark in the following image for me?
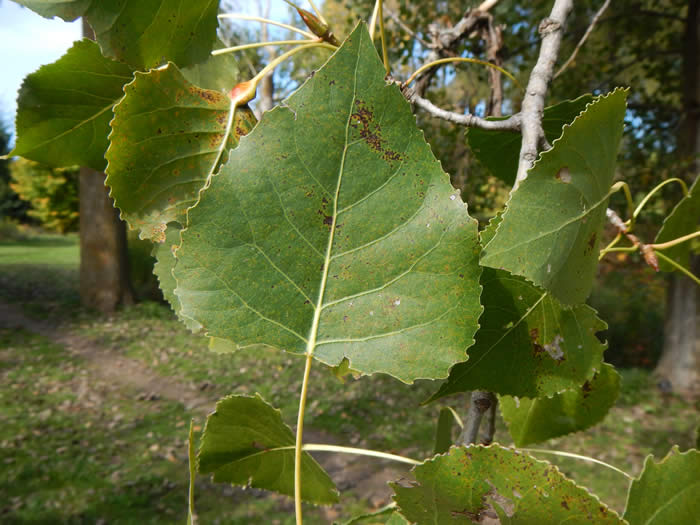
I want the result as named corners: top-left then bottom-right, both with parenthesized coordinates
top-left (80, 20), bottom-right (134, 313)
top-left (655, 0), bottom-right (700, 395)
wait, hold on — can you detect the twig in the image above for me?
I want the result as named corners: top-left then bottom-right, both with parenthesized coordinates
top-left (385, 7), bottom-right (430, 48)
top-left (515, 0), bottom-right (574, 188)
top-left (460, 391), bottom-right (495, 445)
top-left (411, 1), bottom-right (501, 97)
top-left (405, 88), bottom-right (521, 131)
top-left (480, 396), bottom-right (498, 444)
top-left (555, 0), bottom-right (612, 79)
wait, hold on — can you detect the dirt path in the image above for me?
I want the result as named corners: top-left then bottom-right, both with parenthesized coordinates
top-left (0, 299), bottom-right (409, 510)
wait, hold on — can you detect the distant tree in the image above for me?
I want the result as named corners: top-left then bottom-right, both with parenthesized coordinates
top-left (0, 121), bottom-right (30, 222)
top-left (9, 158), bottom-right (79, 233)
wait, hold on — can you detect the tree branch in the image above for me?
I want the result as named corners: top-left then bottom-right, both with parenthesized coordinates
top-left (515, 0), bottom-right (574, 187)
top-left (460, 391), bottom-right (495, 445)
top-left (404, 87), bottom-right (521, 131)
top-left (555, 0), bottom-right (612, 79)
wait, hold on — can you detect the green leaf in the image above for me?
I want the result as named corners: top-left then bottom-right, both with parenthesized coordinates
top-left (481, 89), bottom-right (627, 305)
top-left (174, 24), bottom-right (483, 383)
top-left (14, 1), bottom-right (219, 70)
top-left (181, 39), bottom-right (241, 92)
top-left (10, 39), bottom-right (133, 171)
top-left (434, 407), bottom-right (458, 455)
top-left (105, 63), bottom-right (257, 241)
top-left (152, 224), bottom-right (202, 332)
top-left (391, 445), bottom-right (623, 524)
top-left (11, 0), bottom-right (90, 21)
top-left (429, 267), bottom-right (608, 400)
top-left (468, 95), bottom-right (593, 186)
top-left (197, 394), bottom-right (339, 504)
top-left (87, 0), bottom-right (219, 70)
top-left (500, 363), bottom-right (620, 446)
top-left (623, 447), bottom-right (700, 525)
top-left (655, 174), bottom-right (700, 272)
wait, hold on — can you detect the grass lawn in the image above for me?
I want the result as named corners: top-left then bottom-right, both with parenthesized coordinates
top-left (1, 233), bottom-right (697, 522)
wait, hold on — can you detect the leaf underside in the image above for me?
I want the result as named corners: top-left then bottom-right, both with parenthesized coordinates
top-left (105, 63), bottom-right (256, 241)
top-left (429, 267), bottom-right (608, 401)
top-left (197, 394), bottom-right (338, 504)
top-left (174, 23), bottom-right (483, 383)
top-left (468, 94), bottom-right (594, 186)
top-left (654, 174), bottom-right (700, 272)
top-left (391, 445), bottom-right (624, 524)
top-left (500, 363), bottom-right (620, 446)
top-left (481, 89), bottom-right (628, 305)
top-left (623, 447), bottom-right (700, 525)
top-left (10, 39), bottom-right (133, 171)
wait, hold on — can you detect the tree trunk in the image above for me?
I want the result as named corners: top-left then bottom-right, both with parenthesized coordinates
top-left (655, 0), bottom-right (700, 395)
top-left (79, 20), bottom-right (134, 313)
top-left (257, 0), bottom-right (275, 114)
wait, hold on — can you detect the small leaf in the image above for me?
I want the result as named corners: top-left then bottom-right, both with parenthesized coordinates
top-left (468, 95), bottom-right (593, 186)
top-left (623, 447), bottom-right (700, 525)
top-left (198, 394), bottom-right (339, 504)
top-left (391, 445), bottom-right (624, 524)
top-left (428, 267), bottom-right (608, 400)
top-left (10, 39), bottom-right (133, 171)
top-left (174, 23), bottom-right (483, 383)
top-left (434, 407), bottom-right (458, 455)
top-left (481, 89), bottom-right (627, 305)
top-left (500, 363), bottom-right (620, 446)
top-left (105, 63), bottom-right (257, 241)
top-left (181, 39), bottom-right (241, 92)
top-left (655, 174), bottom-right (700, 272)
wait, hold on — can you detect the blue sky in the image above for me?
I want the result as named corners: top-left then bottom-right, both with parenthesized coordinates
top-left (0, 2), bottom-right (81, 128)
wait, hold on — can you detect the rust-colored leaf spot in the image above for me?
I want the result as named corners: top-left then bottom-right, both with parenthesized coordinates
top-left (349, 99), bottom-right (404, 164)
top-left (581, 380), bottom-right (593, 398)
top-left (561, 500), bottom-right (570, 510)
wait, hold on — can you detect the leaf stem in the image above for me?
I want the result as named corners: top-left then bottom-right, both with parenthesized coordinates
top-left (598, 232), bottom-right (622, 260)
top-left (378, 0), bottom-right (390, 75)
top-left (655, 251), bottom-right (700, 285)
top-left (306, 0), bottom-right (327, 26)
top-left (212, 40), bottom-right (316, 56)
top-left (369, 0), bottom-right (380, 41)
top-left (651, 230), bottom-right (700, 250)
top-left (187, 419), bottom-right (197, 525)
top-left (632, 177), bottom-right (690, 222)
top-left (404, 57), bottom-right (521, 90)
top-left (610, 181), bottom-right (634, 221)
top-left (303, 444), bottom-right (422, 465)
top-left (252, 42), bottom-right (336, 86)
top-left (218, 13), bottom-right (316, 40)
top-left (520, 448), bottom-right (633, 479)
top-left (294, 353), bottom-right (314, 525)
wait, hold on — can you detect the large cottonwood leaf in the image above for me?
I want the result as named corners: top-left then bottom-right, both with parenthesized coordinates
top-left (106, 64), bottom-right (257, 241)
top-left (174, 24), bottom-right (482, 383)
top-left (14, 1), bottom-right (218, 70)
top-left (654, 174), bottom-right (700, 272)
top-left (391, 445), bottom-right (623, 524)
top-left (10, 39), bottom-right (133, 171)
top-left (468, 95), bottom-right (593, 186)
top-left (481, 89), bottom-right (627, 305)
top-left (500, 363), bottom-right (620, 446)
top-left (428, 267), bottom-right (608, 400)
top-left (152, 224), bottom-right (201, 332)
top-left (623, 447), bottom-right (700, 525)
top-left (198, 394), bottom-right (338, 504)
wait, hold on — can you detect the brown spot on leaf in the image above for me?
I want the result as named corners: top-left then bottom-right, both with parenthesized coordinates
top-left (349, 100), bottom-right (404, 163)
top-left (582, 380), bottom-right (593, 398)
